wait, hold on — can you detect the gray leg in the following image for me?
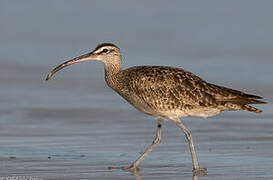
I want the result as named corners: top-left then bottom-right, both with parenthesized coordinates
top-left (128, 118), bottom-right (163, 170)
top-left (108, 118), bottom-right (163, 172)
top-left (176, 120), bottom-right (207, 175)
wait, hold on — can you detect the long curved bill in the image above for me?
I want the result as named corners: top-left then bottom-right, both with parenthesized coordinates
top-left (45, 52), bottom-right (96, 80)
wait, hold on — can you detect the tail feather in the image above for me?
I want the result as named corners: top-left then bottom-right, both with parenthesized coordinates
top-left (219, 98), bottom-right (267, 105)
top-left (215, 92), bottom-right (266, 113)
top-left (207, 83), bottom-right (266, 113)
top-left (242, 105), bottom-right (263, 113)
top-left (242, 93), bottom-right (263, 99)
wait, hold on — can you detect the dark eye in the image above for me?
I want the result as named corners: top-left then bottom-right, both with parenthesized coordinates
top-left (102, 49), bottom-right (109, 53)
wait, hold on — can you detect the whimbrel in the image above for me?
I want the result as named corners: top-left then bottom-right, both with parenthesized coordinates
top-left (46, 43), bottom-right (266, 175)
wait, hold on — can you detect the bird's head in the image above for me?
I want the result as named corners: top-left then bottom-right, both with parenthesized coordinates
top-left (45, 43), bottom-right (121, 80)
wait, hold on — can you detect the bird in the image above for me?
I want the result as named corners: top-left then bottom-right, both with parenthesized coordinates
top-left (46, 43), bottom-right (266, 176)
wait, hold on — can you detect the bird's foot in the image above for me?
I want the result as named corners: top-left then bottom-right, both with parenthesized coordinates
top-left (193, 167), bottom-right (207, 176)
top-left (108, 165), bottom-right (141, 172)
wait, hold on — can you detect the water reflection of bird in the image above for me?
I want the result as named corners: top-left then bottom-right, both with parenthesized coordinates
top-left (129, 168), bottom-right (200, 180)
top-left (46, 43), bottom-right (266, 175)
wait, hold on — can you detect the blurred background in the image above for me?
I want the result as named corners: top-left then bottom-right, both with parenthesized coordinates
top-left (0, 1), bottom-right (272, 179)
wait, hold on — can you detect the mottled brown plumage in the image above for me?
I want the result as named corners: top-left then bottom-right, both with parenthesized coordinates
top-left (46, 43), bottom-right (266, 175)
top-left (110, 65), bottom-right (265, 119)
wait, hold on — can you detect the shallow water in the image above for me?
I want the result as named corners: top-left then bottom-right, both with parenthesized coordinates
top-left (1, 1), bottom-right (273, 179)
top-left (1, 100), bottom-right (273, 180)
top-left (0, 63), bottom-right (272, 180)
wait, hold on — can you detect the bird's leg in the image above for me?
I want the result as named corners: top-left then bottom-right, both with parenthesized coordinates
top-left (109, 118), bottom-right (162, 172)
top-left (127, 118), bottom-right (163, 171)
top-left (176, 120), bottom-right (207, 176)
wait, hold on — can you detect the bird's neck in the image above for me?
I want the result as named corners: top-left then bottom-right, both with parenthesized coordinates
top-left (104, 61), bottom-right (122, 88)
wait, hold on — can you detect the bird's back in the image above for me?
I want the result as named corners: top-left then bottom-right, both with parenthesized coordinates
top-left (111, 66), bottom-right (265, 119)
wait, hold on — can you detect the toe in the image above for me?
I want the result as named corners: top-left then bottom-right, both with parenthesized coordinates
top-left (193, 167), bottom-right (208, 176)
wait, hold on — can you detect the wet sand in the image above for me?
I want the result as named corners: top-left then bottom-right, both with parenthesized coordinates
top-left (1, 107), bottom-right (273, 180)
top-left (0, 67), bottom-right (272, 179)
